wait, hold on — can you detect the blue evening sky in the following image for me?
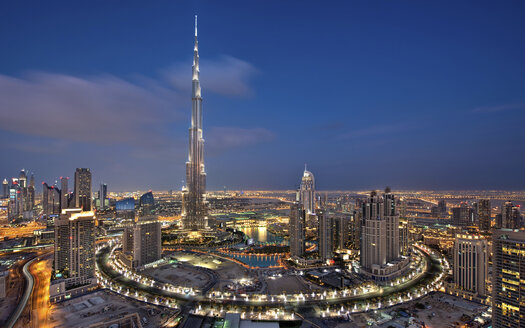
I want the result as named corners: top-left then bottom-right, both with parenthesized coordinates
top-left (1, 1), bottom-right (524, 191)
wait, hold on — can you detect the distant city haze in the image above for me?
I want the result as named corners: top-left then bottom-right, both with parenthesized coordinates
top-left (1, 2), bottom-right (524, 190)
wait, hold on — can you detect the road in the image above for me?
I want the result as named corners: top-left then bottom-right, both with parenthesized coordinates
top-left (29, 254), bottom-right (52, 328)
top-left (6, 257), bottom-right (36, 328)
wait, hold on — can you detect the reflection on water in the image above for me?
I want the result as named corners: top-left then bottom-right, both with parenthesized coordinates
top-left (230, 254), bottom-right (280, 267)
top-left (238, 226), bottom-right (283, 244)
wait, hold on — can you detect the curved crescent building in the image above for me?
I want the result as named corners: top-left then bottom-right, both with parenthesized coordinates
top-left (182, 16), bottom-right (208, 231)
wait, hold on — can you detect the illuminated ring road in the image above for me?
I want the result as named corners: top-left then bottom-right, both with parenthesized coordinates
top-left (6, 257), bottom-right (37, 328)
top-left (96, 244), bottom-right (445, 312)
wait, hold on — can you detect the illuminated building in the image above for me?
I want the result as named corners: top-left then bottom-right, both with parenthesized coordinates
top-left (74, 168), bottom-right (92, 211)
top-left (182, 16), bottom-right (208, 231)
top-left (299, 166), bottom-right (316, 214)
top-left (50, 209), bottom-right (96, 302)
top-left (120, 216), bottom-right (162, 269)
top-left (332, 213), bottom-right (350, 250)
top-left (477, 199), bottom-right (491, 232)
top-left (399, 219), bottom-right (409, 256)
top-left (1, 179), bottom-right (8, 199)
top-left (289, 201), bottom-right (305, 257)
top-left (116, 197), bottom-right (135, 220)
top-left (453, 234), bottom-right (488, 298)
top-left (360, 189), bottom-right (405, 280)
top-left (492, 229), bottom-right (525, 327)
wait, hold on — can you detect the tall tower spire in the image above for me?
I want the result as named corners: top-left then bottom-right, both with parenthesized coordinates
top-left (183, 15), bottom-right (208, 231)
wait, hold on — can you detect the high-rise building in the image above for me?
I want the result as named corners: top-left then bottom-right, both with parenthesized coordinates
top-left (98, 183), bottom-right (107, 210)
top-left (477, 199), bottom-right (491, 232)
top-left (139, 191), bottom-right (155, 216)
top-left (332, 213), bottom-right (350, 250)
top-left (42, 182), bottom-right (61, 216)
top-left (452, 203), bottom-right (474, 227)
top-left (50, 209), bottom-right (96, 302)
top-left (496, 201), bottom-right (522, 229)
top-left (492, 229), bottom-right (525, 327)
top-left (361, 191), bottom-right (387, 270)
top-left (299, 166), bottom-right (316, 214)
top-left (74, 168), bottom-right (92, 211)
top-left (399, 219), bottom-right (409, 256)
top-left (60, 177), bottom-right (69, 210)
top-left (453, 234), bottom-right (488, 298)
top-left (182, 16), bottom-right (208, 231)
top-left (2, 179), bottom-right (8, 199)
top-left (289, 201), bottom-right (305, 257)
top-left (120, 217), bottom-right (162, 269)
top-left (437, 199), bottom-right (447, 217)
top-left (384, 188), bottom-right (400, 262)
top-left (27, 173), bottom-right (35, 210)
top-left (361, 189), bottom-right (405, 280)
top-left (318, 209), bottom-right (333, 262)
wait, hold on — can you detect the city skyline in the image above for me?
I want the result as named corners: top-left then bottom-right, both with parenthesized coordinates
top-left (1, 2), bottom-right (525, 191)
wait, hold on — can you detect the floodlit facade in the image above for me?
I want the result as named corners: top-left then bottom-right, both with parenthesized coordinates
top-left (299, 166), bottom-right (316, 214)
top-left (453, 234), bottom-right (488, 297)
top-left (50, 209), bottom-right (97, 302)
top-left (182, 16), bottom-right (208, 231)
top-left (492, 229), bottom-right (525, 328)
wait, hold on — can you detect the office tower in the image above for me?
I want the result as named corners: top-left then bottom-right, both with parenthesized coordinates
top-left (289, 201), bottom-right (305, 257)
top-left (496, 201), bottom-right (522, 229)
top-left (60, 177), bottom-right (69, 210)
top-left (492, 229), bottom-right (525, 327)
top-left (120, 217), bottom-right (162, 269)
top-left (116, 197), bottom-right (135, 220)
top-left (50, 209), bottom-right (96, 302)
top-left (477, 199), bottom-right (491, 232)
top-left (98, 183), bottom-right (107, 210)
top-left (452, 203), bottom-right (474, 227)
top-left (182, 16), bottom-right (208, 231)
top-left (7, 181), bottom-right (19, 219)
top-left (332, 213), bottom-right (350, 250)
top-left (18, 169), bottom-right (27, 188)
top-left (2, 179), bottom-right (8, 199)
top-left (42, 182), bottom-right (61, 216)
top-left (453, 234), bottom-right (488, 297)
top-left (74, 168), bottom-right (92, 211)
top-left (438, 199), bottom-right (447, 217)
top-left (384, 188), bottom-right (400, 262)
top-left (399, 219), bottom-right (409, 256)
top-left (361, 191), bottom-right (387, 270)
top-left (139, 191), bottom-right (155, 216)
top-left (27, 173), bottom-right (35, 210)
top-left (318, 209), bottom-right (333, 262)
top-left (299, 166), bottom-right (316, 214)
top-left (349, 208), bottom-right (361, 250)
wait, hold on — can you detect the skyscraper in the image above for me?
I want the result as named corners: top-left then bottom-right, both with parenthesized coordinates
top-left (289, 201), bottom-right (305, 257)
top-left (453, 234), bottom-right (488, 298)
top-left (477, 199), bottom-right (491, 232)
top-left (299, 166), bottom-right (315, 214)
top-left (50, 209), bottom-right (96, 302)
top-left (384, 188), bottom-right (400, 262)
top-left (361, 191), bottom-right (386, 270)
top-left (332, 213), bottom-right (350, 250)
top-left (74, 168), bottom-right (92, 211)
top-left (60, 176), bottom-right (69, 210)
top-left (182, 16), bottom-right (208, 231)
top-left (492, 229), bottom-right (525, 327)
top-left (42, 182), bottom-right (61, 216)
top-left (120, 217), bottom-right (162, 269)
top-left (2, 179), bottom-right (8, 199)
top-left (318, 208), bottom-right (333, 262)
top-left (496, 201), bottom-right (522, 229)
top-left (98, 183), bottom-right (107, 210)
top-left (452, 203), bottom-right (474, 227)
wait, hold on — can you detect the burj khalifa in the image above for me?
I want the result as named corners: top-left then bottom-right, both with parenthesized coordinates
top-left (182, 15), bottom-right (208, 230)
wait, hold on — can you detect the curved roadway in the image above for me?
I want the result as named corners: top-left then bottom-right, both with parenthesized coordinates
top-left (6, 257), bottom-right (36, 328)
top-left (96, 245), bottom-right (443, 309)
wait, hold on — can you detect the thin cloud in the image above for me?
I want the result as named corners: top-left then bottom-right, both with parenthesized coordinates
top-left (472, 102), bottom-right (525, 113)
top-left (164, 55), bottom-right (259, 97)
top-left (207, 127), bottom-right (275, 153)
top-left (337, 123), bottom-right (409, 140)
